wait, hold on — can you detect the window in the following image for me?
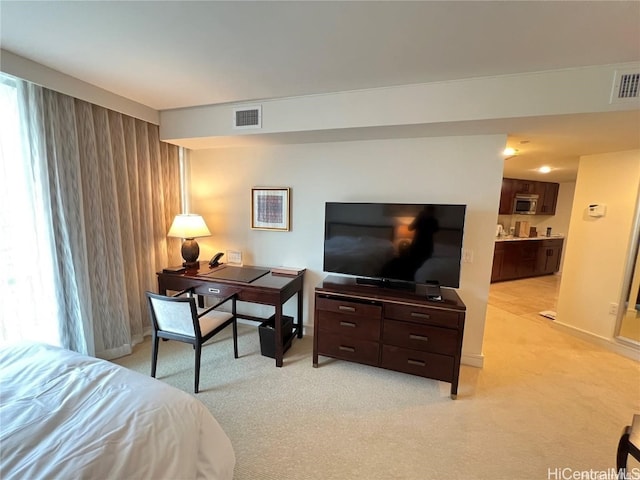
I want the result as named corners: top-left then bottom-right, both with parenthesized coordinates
top-left (0, 75), bottom-right (60, 345)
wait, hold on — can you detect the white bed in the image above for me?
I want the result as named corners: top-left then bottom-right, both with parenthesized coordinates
top-left (0, 342), bottom-right (235, 480)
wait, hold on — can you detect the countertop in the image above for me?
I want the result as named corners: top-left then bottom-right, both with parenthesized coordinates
top-left (496, 235), bottom-right (564, 242)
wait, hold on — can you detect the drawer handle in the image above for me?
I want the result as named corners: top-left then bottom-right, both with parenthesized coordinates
top-left (339, 321), bottom-right (356, 328)
top-left (208, 288), bottom-right (220, 294)
top-left (338, 345), bottom-right (356, 353)
top-left (338, 305), bottom-right (356, 312)
top-left (407, 359), bottom-right (426, 367)
top-left (409, 334), bottom-right (429, 342)
top-left (410, 312), bottom-right (431, 319)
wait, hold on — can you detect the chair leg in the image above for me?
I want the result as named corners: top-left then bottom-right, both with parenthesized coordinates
top-left (151, 334), bottom-right (159, 378)
top-left (194, 343), bottom-right (202, 394)
top-left (617, 426), bottom-right (631, 480)
top-left (233, 319), bottom-right (238, 359)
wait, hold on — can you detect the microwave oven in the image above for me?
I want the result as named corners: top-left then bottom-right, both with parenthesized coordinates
top-left (513, 194), bottom-right (538, 215)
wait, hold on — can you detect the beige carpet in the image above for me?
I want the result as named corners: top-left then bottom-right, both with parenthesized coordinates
top-left (114, 277), bottom-right (640, 480)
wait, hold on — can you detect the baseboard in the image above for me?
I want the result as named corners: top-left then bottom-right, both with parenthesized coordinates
top-left (552, 321), bottom-right (640, 362)
top-left (461, 352), bottom-right (484, 368)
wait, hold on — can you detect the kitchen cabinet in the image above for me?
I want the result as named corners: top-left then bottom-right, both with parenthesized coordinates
top-left (491, 243), bottom-right (505, 282)
top-left (491, 238), bottom-right (564, 282)
top-left (514, 179), bottom-right (537, 194)
top-left (499, 178), bottom-right (559, 215)
top-left (498, 179), bottom-right (516, 214)
top-left (536, 239), bottom-right (563, 274)
top-left (537, 182), bottom-right (559, 215)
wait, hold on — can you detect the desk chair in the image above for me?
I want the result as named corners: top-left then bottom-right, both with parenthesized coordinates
top-left (146, 288), bottom-right (239, 393)
top-left (617, 414), bottom-right (640, 480)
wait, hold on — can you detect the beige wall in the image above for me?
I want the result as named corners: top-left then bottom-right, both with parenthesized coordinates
top-left (556, 149), bottom-right (640, 341)
top-left (188, 134), bottom-right (507, 366)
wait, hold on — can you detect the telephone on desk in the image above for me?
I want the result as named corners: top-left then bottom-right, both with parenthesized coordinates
top-left (209, 252), bottom-right (224, 268)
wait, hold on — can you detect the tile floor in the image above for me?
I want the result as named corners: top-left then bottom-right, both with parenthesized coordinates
top-left (490, 273), bottom-right (640, 343)
top-left (488, 274), bottom-right (560, 321)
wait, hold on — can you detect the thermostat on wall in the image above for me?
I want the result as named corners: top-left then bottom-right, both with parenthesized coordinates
top-left (588, 204), bottom-right (607, 217)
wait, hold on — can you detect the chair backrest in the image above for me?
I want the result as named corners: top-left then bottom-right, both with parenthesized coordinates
top-left (146, 292), bottom-right (199, 337)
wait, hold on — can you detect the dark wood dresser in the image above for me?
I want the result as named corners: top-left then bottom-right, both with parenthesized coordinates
top-left (313, 275), bottom-right (466, 399)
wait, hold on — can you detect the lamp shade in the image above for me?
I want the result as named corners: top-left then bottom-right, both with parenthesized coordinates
top-left (167, 214), bottom-right (211, 239)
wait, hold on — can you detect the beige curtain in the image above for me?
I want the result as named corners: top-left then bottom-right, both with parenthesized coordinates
top-left (19, 80), bottom-right (180, 358)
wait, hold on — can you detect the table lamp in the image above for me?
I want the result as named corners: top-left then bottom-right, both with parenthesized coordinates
top-left (167, 214), bottom-right (211, 268)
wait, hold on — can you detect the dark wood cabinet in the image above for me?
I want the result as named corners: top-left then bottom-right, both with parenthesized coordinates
top-left (514, 179), bottom-right (536, 194)
top-left (500, 178), bottom-right (559, 215)
top-left (536, 239), bottom-right (563, 274)
top-left (313, 276), bottom-right (466, 399)
top-left (491, 238), bottom-right (564, 282)
top-left (498, 178), bottom-right (516, 214)
top-left (537, 182), bottom-right (559, 215)
top-left (491, 243), bottom-right (505, 282)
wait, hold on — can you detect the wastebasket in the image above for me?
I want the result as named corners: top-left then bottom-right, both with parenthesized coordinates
top-left (258, 315), bottom-right (293, 358)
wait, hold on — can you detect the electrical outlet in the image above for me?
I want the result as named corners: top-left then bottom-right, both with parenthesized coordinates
top-left (462, 249), bottom-right (474, 263)
top-left (609, 302), bottom-right (618, 315)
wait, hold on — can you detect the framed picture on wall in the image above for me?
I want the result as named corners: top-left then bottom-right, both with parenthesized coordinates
top-left (251, 187), bottom-right (291, 231)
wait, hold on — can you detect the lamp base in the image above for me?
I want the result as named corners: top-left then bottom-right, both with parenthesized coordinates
top-left (181, 238), bottom-right (200, 268)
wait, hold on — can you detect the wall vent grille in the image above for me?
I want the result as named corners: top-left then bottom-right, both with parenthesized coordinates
top-left (233, 105), bottom-right (262, 129)
top-left (610, 69), bottom-right (640, 104)
top-left (617, 73), bottom-right (639, 98)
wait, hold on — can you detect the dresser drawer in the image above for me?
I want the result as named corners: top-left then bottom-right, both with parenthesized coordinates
top-left (316, 296), bottom-right (382, 318)
top-left (316, 310), bottom-right (381, 341)
top-left (317, 331), bottom-right (380, 366)
top-left (384, 303), bottom-right (460, 328)
top-left (381, 345), bottom-right (454, 382)
top-left (383, 320), bottom-right (458, 355)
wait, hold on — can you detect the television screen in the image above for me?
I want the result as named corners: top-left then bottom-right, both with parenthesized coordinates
top-left (323, 202), bottom-right (466, 288)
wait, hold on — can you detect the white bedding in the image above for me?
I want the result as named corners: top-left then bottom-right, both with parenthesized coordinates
top-left (0, 342), bottom-right (235, 480)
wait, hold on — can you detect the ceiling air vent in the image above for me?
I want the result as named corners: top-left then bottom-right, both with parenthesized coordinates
top-left (233, 105), bottom-right (262, 129)
top-left (610, 69), bottom-right (640, 104)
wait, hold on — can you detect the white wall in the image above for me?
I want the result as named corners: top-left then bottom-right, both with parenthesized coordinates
top-left (188, 134), bottom-right (506, 367)
top-left (556, 150), bottom-right (640, 342)
top-left (161, 62), bottom-right (640, 147)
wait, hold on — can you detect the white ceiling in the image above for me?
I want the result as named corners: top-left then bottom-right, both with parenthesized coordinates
top-left (1, 1), bottom-right (639, 182)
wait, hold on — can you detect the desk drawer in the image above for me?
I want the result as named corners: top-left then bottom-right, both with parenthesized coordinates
top-left (317, 331), bottom-right (379, 366)
top-left (384, 303), bottom-right (459, 328)
top-left (192, 283), bottom-right (239, 299)
top-left (381, 345), bottom-right (454, 382)
top-left (383, 320), bottom-right (458, 355)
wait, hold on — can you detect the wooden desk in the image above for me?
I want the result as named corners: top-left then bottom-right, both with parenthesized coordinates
top-left (157, 262), bottom-right (304, 367)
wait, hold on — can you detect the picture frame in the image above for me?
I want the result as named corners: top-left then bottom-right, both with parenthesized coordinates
top-left (251, 187), bottom-right (291, 231)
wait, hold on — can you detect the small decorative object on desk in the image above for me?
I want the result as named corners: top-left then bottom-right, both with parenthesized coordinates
top-left (271, 266), bottom-right (306, 276)
top-left (162, 265), bottom-right (186, 274)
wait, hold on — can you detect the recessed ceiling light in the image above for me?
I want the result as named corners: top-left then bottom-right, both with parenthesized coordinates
top-left (503, 147), bottom-right (517, 156)
top-left (538, 166), bottom-right (551, 173)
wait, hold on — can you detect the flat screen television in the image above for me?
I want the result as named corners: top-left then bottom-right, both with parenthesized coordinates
top-left (323, 202), bottom-right (466, 289)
